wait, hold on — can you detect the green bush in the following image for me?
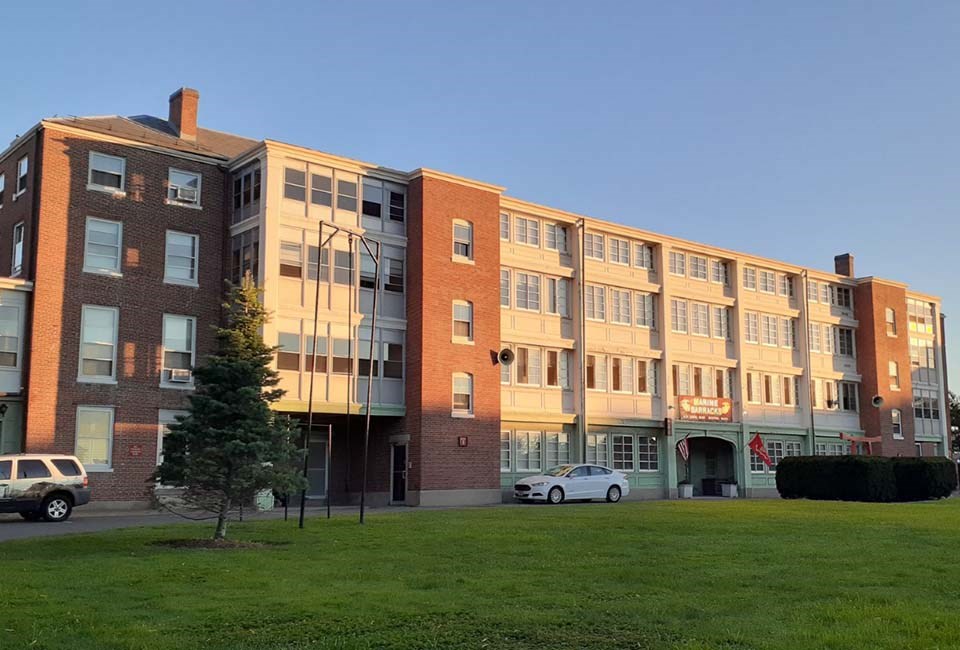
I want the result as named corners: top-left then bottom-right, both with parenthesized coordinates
top-left (776, 456), bottom-right (957, 502)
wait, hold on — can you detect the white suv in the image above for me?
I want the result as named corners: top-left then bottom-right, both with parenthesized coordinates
top-left (0, 454), bottom-right (92, 522)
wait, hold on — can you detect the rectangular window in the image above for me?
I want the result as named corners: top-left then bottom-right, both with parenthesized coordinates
top-left (809, 323), bottom-right (822, 353)
top-left (782, 376), bottom-right (794, 406)
top-left (690, 255), bottom-right (708, 280)
top-left (84, 218), bottom-right (122, 274)
top-left (277, 332), bottom-right (301, 371)
top-left (892, 410), bottom-right (903, 439)
top-left (164, 231), bottom-right (198, 285)
top-left (712, 306), bottom-right (729, 340)
top-left (500, 431), bottom-right (511, 470)
top-left (516, 347), bottom-right (541, 386)
top-left (584, 233), bottom-right (604, 260)
top-left (779, 275), bottom-right (794, 298)
top-left (382, 340), bottom-right (403, 379)
top-left (516, 273), bottom-right (541, 311)
top-left (763, 374), bottom-right (780, 404)
top-left (232, 165), bottom-right (261, 224)
top-left (670, 299), bottom-right (688, 333)
top-left (283, 168), bottom-right (307, 201)
top-left (889, 361), bottom-right (900, 389)
top-left (500, 269), bottom-right (511, 307)
top-left (743, 267), bottom-right (756, 290)
top-left (515, 217), bottom-right (539, 247)
top-left (453, 302), bottom-right (473, 341)
top-left (500, 213), bottom-right (510, 240)
top-left (886, 308), bottom-right (897, 336)
top-left (611, 289), bottom-right (632, 324)
top-left (11, 222), bottom-right (23, 276)
top-left (837, 328), bottom-right (855, 357)
top-left (668, 251), bottom-right (686, 276)
top-left (585, 285), bottom-right (606, 321)
top-left (759, 270), bottom-right (776, 294)
top-left (546, 350), bottom-right (559, 387)
top-left (834, 287), bottom-right (852, 309)
top-left (780, 318), bottom-right (795, 349)
top-left (807, 280), bottom-right (819, 302)
top-left (0, 173), bottom-right (5, 208)
top-left (636, 293), bottom-right (655, 328)
top-left (0, 306), bottom-right (18, 368)
top-left (586, 434), bottom-right (608, 465)
top-left (908, 299), bottom-right (936, 335)
top-left (516, 431), bottom-right (542, 471)
top-left (821, 284), bottom-right (832, 304)
top-left (710, 259), bottom-right (729, 285)
top-left (79, 306), bottom-right (117, 381)
top-left (634, 243), bottom-right (654, 270)
top-left (334, 251), bottom-right (353, 285)
top-left (453, 221), bottom-right (473, 259)
top-left (15, 156), bottom-right (28, 194)
top-left (545, 433), bottom-right (570, 467)
top-left (230, 227), bottom-right (259, 284)
top-left (612, 435), bottom-right (634, 471)
top-left (825, 381), bottom-right (837, 409)
top-left (750, 449), bottom-right (766, 472)
top-left (453, 374), bottom-right (474, 414)
top-left (162, 315), bottom-right (195, 384)
top-left (586, 355), bottom-right (607, 391)
top-left (715, 368), bottom-right (726, 398)
top-left (546, 278), bottom-right (570, 317)
top-left (311, 172), bottom-right (332, 207)
top-left (747, 372), bottom-right (760, 404)
top-left (332, 338), bottom-right (352, 374)
top-left (691, 303), bottom-right (709, 337)
top-left (744, 312), bottom-right (759, 344)
top-left (609, 238), bottom-right (629, 264)
top-left (337, 180), bottom-right (358, 212)
top-left (767, 441), bottom-right (784, 469)
top-left (167, 169), bottom-right (201, 205)
top-left (693, 366), bottom-right (703, 396)
top-left (611, 357), bottom-right (633, 393)
top-left (306, 334), bottom-right (328, 373)
top-left (840, 382), bottom-right (858, 412)
top-left (388, 189), bottom-right (405, 222)
top-left (361, 179), bottom-right (382, 218)
top-left (674, 364), bottom-right (691, 395)
top-left (384, 258), bottom-right (404, 293)
top-left (761, 314), bottom-right (778, 346)
top-left (637, 360), bottom-right (649, 394)
top-left (280, 241), bottom-right (303, 279)
top-left (75, 406), bottom-right (114, 469)
top-left (544, 224), bottom-right (568, 252)
top-left (88, 152), bottom-right (125, 192)
top-left (637, 437), bottom-right (659, 471)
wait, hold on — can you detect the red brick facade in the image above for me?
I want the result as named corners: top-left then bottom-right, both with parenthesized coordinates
top-left (405, 174), bottom-right (502, 500)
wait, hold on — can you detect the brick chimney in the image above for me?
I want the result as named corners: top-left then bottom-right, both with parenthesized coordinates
top-left (168, 88), bottom-right (199, 141)
top-left (834, 253), bottom-right (854, 278)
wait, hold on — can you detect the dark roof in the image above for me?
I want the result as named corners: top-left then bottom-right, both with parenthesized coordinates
top-left (45, 114), bottom-right (259, 160)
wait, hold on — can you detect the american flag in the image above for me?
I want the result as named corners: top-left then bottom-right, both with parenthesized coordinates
top-left (677, 438), bottom-right (690, 461)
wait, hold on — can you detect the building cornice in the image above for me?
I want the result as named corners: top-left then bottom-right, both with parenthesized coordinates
top-left (0, 122), bottom-right (42, 165)
top-left (260, 139), bottom-right (410, 184)
top-left (409, 168), bottom-right (505, 194)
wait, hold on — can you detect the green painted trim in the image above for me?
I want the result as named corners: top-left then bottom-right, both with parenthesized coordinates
top-left (501, 421), bottom-right (572, 432)
top-left (673, 422), bottom-right (742, 434)
top-left (743, 425), bottom-right (808, 437)
top-left (501, 411), bottom-right (576, 425)
top-left (588, 416), bottom-right (664, 428)
top-left (588, 424), bottom-right (664, 435)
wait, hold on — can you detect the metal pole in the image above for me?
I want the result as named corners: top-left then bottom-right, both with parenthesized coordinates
top-left (576, 219), bottom-right (588, 462)
top-left (359, 239), bottom-right (381, 525)
top-left (801, 270), bottom-right (817, 454)
top-left (300, 221), bottom-right (324, 529)
top-left (345, 235), bottom-right (354, 493)
top-left (326, 423), bottom-right (332, 519)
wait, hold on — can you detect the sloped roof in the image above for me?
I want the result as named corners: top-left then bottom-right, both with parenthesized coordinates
top-left (44, 114), bottom-right (259, 160)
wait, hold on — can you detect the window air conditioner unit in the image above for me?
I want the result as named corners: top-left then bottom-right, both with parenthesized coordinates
top-left (176, 187), bottom-right (198, 203)
top-left (169, 368), bottom-right (193, 383)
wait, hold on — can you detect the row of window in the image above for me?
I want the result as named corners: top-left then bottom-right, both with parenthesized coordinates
top-left (502, 431), bottom-right (660, 473)
top-left (913, 389), bottom-right (941, 436)
top-left (584, 356), bottom-right (660, 394)
top-left (75, 406), bottom-right (185, 471)
top-left (669, 299), bottom-right (732, 339)
top-left (278, 237), bottom-right (405, 293)
top-left (499, 346), bottom-right (573, 389)
top-left (750, 440), bottom-right (802, 473)
top-left (807, 322), bottom-right (856, 357)
top-left (281, 167), bottom-right (406, 224)
top-left (909, 337), bottom-right (938, 385)
top-left (805, 280), bottom-right (852, 308)
top-left (78, 306), bottom-right (195, 386)
top-left (86, 152), bottom-right (202, 207)
top-left (906, 299), bottom-right (936, 335)
top-left (0, 155), bottom-right (29, 208)
top-left (500, 269), bottom-right (572, 317)
top-left (84, 218), bottom-right (198, 285)
top-left (744, 372), bottom-right (802, 407)
top-left (501, 214), bottom-right (577, 256)
top-left (583, 233), bottom-right (656, 270)
top-left (584, 285), bottom-right (657, 326)
top-left (672, 365), bottom-right (736, 399)
top-left (668, 251), bottom-right (730, 286)
top-left (276, 327), bottom-right (404, 380)
top-left (743, 312), bottom-right (799, 349)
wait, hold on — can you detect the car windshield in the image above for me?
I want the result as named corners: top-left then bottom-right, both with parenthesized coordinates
top-left (544, 465), bottom-right (576, 477)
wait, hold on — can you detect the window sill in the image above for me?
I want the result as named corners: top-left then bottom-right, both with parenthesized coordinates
top-left (451, 412), bottom-right (475, 419)
top-left (83, 267), bottom-right (123, 278)
top-left (85, 467), bottom-right (114, 474)
top-left (77, 377), bottom-right (118, 385)
top-left (87, 184), bottom-right (126, 198)
top-left (160, 382), bottom-right (196, 391)
top-left (164, 199), bottom-right (203, 210)
top-left (451, 256), bottom-right (475, 266)
top-left (12, 190), bottom-right (25, 201)
top-left (452, 338), bottom-right (475, 346)
top-left (163, 278), bottom-right (200, 288)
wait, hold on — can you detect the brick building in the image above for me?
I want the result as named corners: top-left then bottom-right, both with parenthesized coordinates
top-left (0, 88), bottom-right (949, 505)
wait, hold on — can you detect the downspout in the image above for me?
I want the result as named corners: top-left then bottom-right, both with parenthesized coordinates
top-left (576, 219), bottom-right (587, 461)
top-left (801, 270), bottom-right (817, 454)
top-left (20, 127), bottom-right (43, 452)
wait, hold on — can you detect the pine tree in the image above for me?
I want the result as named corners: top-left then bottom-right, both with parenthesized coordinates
top-left (157, 277), bottom-right (305, 540)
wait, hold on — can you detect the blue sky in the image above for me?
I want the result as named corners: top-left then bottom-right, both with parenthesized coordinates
top-left (5, 1), bottom-right (959, 387)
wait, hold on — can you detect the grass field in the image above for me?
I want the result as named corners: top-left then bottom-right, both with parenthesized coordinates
top-left (2, 499), bottom-right (959, 650)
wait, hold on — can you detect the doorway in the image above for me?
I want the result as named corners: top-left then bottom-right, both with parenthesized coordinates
top-left (391, 444), bottom-right (407, 504)
top-left (680, 437), bottom-right (735, 496)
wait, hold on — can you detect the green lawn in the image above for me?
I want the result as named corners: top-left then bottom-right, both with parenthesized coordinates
top-left (2, 499), bottom-right (960, 650)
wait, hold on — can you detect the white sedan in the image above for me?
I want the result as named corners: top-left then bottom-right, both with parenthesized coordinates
top-left (513, 464), bottom-right (630, 504)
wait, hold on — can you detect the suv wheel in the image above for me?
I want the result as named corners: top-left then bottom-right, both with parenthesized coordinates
top-left (42, 495), bottom-right (73, 522)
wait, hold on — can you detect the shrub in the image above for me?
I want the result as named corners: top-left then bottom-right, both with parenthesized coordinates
top-left (776, 456), bottom-right (956, 502)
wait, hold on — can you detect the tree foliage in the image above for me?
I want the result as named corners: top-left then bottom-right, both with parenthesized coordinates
top-left (156, 278), bottom-right (305, 540)
top-left (950, 391), bottom-right (960, 452)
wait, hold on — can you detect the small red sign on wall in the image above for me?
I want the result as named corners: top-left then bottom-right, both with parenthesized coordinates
top-left (129, 444), bottom-right (144, 458)
top-left (457, 436), bottom-right (469, 448)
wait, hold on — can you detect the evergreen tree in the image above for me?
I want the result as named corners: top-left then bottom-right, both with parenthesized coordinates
top-left (157, 277), bottom-right (305, 540)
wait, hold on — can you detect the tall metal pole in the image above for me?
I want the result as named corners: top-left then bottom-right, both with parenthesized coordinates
top-left (344, 235), bottom-right (354, 493)
top-left (300, 221), bottom-right (324, 529)
top-left (326, 423), bottom-right (332, 519)
top-left (359, 239), bottom-right (381, 524)
top-left (801, 270), bottom-right (817, 455)
top-left (577, 219), bottom-right (588, 461)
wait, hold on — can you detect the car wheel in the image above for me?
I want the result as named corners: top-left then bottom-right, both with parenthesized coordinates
top-left (19, 511), bottom-right (41, 521)
top-left (41, 495), bottom-right (73, 522)
top-left (606, 485), bottom-right (622, 503)
top-left (547, 487), bottom-right (564, 505)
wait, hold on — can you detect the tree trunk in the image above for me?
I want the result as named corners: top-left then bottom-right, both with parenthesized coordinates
top-left (214, 497), bottom-right (231, 541)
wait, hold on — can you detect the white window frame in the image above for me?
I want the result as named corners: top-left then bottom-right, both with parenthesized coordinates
top-left (157, 409), bottom-right (188, 466)
top-left (87, 152), bottom-right (126, 194)
top-left (609, 238), bottom-right (630, 265)
top-left (166, 168), bottom-right (202, 207)
top-left (759, 270), bottom-right (776, 294)
top-left (668, 251), bottom-right (686, 276)
top-left (636, 292), bottom-right (655, 329)
top-left (545, 223), bottom-right (568, 253)
top-left (452, 300), bottom-right (474, 343)
top-left (499, 213), bottom-right (510, 241)
top-left (515, 273), bottom-right (541, 312)
top-left (670, 299), bottom-right (688, 334)
top-left (15, 156), bottom-right (28, 196)
top-left (744, 312), bottom-right (759, 344)
top-left (634, 243), bottom-right (654, 270)
top-left (610, 289), bottom-right (631, 325)
top-left (690, 255), bottom-right (708, 280)
top-left (585, 285), bottom-right (606, 321)
top-left (164, 230), bottom-right (199, 287)
top-left (78, 305), bottom-right (119, 384)
top-left (161, 314), bottom-right (197, 388)
top-left (515, 216), bottom-right (540, 248)
top-left (75, 405), bottom-right (115, 472)
top-left (83, 217), bottom-right (123, 276)
top-left (500, 430), bottom-right (512, 470)
top-left (452, 220), bottom-right (473, 261)
top-left (710, 259), bottom-right (729, 286)
top-left (892, 409), bottom-right (903, 439)
top-left (584, 233), bottom-right (604, 260)
top-left (691, 303), bottom-right (709, 337)
top-left (500, 269), bottom-right (511, 308)
top-left (452, 372), bottom-right (474, 416)
top-left (743, 266), bottom-right (757, 291)
top-left (712, 306), bottom-right (729, 340)
top-left (11, 222), bottom-right (24, 277)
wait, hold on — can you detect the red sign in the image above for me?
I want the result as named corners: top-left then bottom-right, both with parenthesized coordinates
top-left (677, 396), bottom-right (733, 422)
top-left (128, 444), bottom-right (143, 458)
top-left (457, 436), bottom-right (469, 448)
top-left (748, 434), bottom-right (773, 467)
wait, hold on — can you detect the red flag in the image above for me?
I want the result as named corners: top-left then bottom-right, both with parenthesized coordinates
top-left (677, 438), bottom-right (690, 462)
top-left (748, 433), bottom-right (773, 467)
